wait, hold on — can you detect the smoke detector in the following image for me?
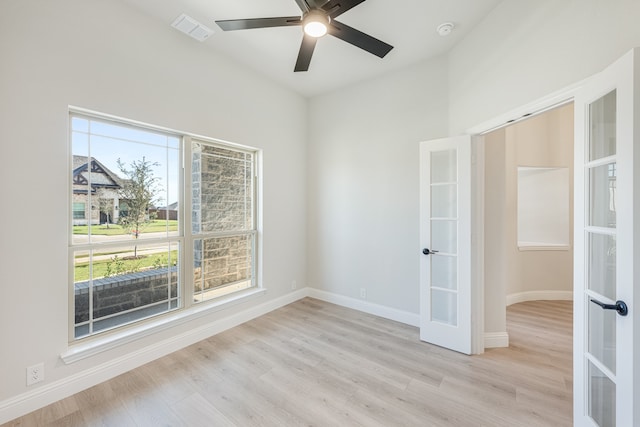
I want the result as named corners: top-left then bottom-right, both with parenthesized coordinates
top-left (171, 14), bottom-right (213, 42)
top-left (436, 22), bottom-right (455, 36)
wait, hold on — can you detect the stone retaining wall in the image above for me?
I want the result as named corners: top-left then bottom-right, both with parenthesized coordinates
top-left (75, 267), bottom-right (178, 323)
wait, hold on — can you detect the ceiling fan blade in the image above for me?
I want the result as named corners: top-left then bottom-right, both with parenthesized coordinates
top-left (328, 20), bottom-right (393, 58)
top-left (216, 16), bottom-right (302, 31)
top-left (293, 0), bottom-right (310, 12)
top-left (294, 34), bottom-right (318, 72)
top-left (322, 0), bottom-right (366, 18)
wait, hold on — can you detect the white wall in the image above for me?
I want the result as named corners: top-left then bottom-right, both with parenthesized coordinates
top-left (307, 0), bottom-right (640, 332)
top-left (483, 129), bottom-right (507, 335)
top-left (307, 57), bottom-right (449, 315)
top-left (504, 104), bottom-right (574, 299)
top-left (449, 0), bottom-right (640, 134)
top-left (0, 0), bottom-right (307, 417)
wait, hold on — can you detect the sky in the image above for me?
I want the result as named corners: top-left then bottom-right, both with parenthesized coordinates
top-left (71, 116), bottom-right (180, 207)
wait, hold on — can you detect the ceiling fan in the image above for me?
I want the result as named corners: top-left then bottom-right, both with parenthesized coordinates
top-left (215, 0), bottom-right (393, 72)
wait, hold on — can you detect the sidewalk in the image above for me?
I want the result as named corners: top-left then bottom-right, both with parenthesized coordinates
top-left (73, 231), bottom-right (178, 262)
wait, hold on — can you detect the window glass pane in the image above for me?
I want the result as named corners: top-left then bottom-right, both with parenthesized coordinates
top-left (71, 117), bottom-right (179, 244)
top-left (71, 116), bottom-right (89, 133)
top-left (73, 242), bottom-right (179, 338)
top-left (70, 113), bottom-right (181, 339)
top-left (589, 163), bottom-right (616, 228)
top-left (72, 203), bottom-right (86, 219)
top-left (193, 235), bottom-right (254, 302)
top-left (589, 90), bottom-right (616, 161)
top-left (73, 249), bottom-right (91, 336)
top-left (192, 142), bottom-right (254, 234)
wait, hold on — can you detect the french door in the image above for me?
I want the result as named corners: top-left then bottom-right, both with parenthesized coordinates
top-left (419, 135), bottom-right (472, 355)
top-left (574, 48), bottom-right (639, 426)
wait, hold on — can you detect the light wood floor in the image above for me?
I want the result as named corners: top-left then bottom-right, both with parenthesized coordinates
top-left (4, 298), bottom-right (573, 426)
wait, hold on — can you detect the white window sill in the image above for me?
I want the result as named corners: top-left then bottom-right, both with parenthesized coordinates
top-left (518, 243), bottom-right (570, 251)
top-left (60, 287), bottom-right (266, 364)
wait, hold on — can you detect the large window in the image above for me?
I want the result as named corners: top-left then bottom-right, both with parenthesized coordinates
top-left (191, 141), bottom-right (256, 302)
top-left (70, 112), bottom-right (258, 340)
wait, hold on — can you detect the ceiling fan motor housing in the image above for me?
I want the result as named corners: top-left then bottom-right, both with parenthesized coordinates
top-left (303, 9), bottom-right (331, 37)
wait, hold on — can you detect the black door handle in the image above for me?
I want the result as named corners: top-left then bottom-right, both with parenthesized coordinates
top-left (422, 248), bottom-right (439, 255)
top-left (590, 298), bottom-right (629, 316)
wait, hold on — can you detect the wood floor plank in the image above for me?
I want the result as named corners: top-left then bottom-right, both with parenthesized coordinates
top-left (1, 298), bottom-right (572, 426)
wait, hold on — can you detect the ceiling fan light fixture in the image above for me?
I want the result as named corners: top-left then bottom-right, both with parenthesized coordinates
top-left (303, 11), bottom-right (329, 38)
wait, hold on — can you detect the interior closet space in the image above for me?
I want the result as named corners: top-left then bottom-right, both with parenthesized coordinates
top-left (483, 102), bottom-right (575, 343)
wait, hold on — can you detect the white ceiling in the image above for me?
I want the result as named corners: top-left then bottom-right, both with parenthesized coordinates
top-left (120, 0), bottom-right (502, 97)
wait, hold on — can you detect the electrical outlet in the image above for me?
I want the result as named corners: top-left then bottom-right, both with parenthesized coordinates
top-left (26, 363), bottom-right (44, 386)
top-left (291, 280), bottom-right (297, 290)
top-left (360, 288), bottom-right (366, 299)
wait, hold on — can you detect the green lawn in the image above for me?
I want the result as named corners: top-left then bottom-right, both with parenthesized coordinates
top-left (74, 250), bottom-right (178, 281)
top-left (73, 220), bottom-right (178, 235)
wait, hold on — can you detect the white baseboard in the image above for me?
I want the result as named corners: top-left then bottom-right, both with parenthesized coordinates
top-left (0, 288), bottom-right (308, 425)
top-left (484, 332), bottom-right (509, 348)
top-left (307, 288), bottom-right (420, 327)
top-left (506, 290), bottom-right (573, 306)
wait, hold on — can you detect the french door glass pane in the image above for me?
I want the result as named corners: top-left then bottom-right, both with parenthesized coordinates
top-left (588, 301), bottom-right (616, 373)
top-left (588, 360), bottom-right (616, 427)
top-left (431, 184), bottom-right (457, 218)
top-left (431, 220), bottom-right (457, 253)
top-left (431, 289), bottom-right (457, 326)
top-left (589, 163), bottom-right (617, 228)
top-left (588, 233), bottom-right (616, 300)
top-left (589, 90), bottom-right (616, 161)
top-left (431, 256), bottom-right (457, 291)
top-left (431, 149), bottom-right (456, 183)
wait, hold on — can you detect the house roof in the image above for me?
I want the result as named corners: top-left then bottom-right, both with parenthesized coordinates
top-left (72, 156), bottom-right (124, 189)
top-left (160, 202), bottom-right (178, 211)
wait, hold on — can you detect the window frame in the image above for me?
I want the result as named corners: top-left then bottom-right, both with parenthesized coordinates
top-left (67, 108), bottom-right (262, 348)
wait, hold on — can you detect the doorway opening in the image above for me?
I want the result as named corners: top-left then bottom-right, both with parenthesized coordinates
top-left (480, 102), bottom-right (575, 417)
top-left (482, 101), bottom-right (574, 347)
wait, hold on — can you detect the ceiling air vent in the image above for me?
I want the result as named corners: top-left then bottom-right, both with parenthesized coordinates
top-left (171, 13), bottom-right (213, 42)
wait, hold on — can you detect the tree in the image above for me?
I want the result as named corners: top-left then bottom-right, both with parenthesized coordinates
top-left (117, 157), bottom-right (160, 257)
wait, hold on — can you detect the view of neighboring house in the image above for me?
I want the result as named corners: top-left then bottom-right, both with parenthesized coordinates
top-left (152, 201), bottom-right (178, 220)
top-left (71, 156), bottom-right (124, 225)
